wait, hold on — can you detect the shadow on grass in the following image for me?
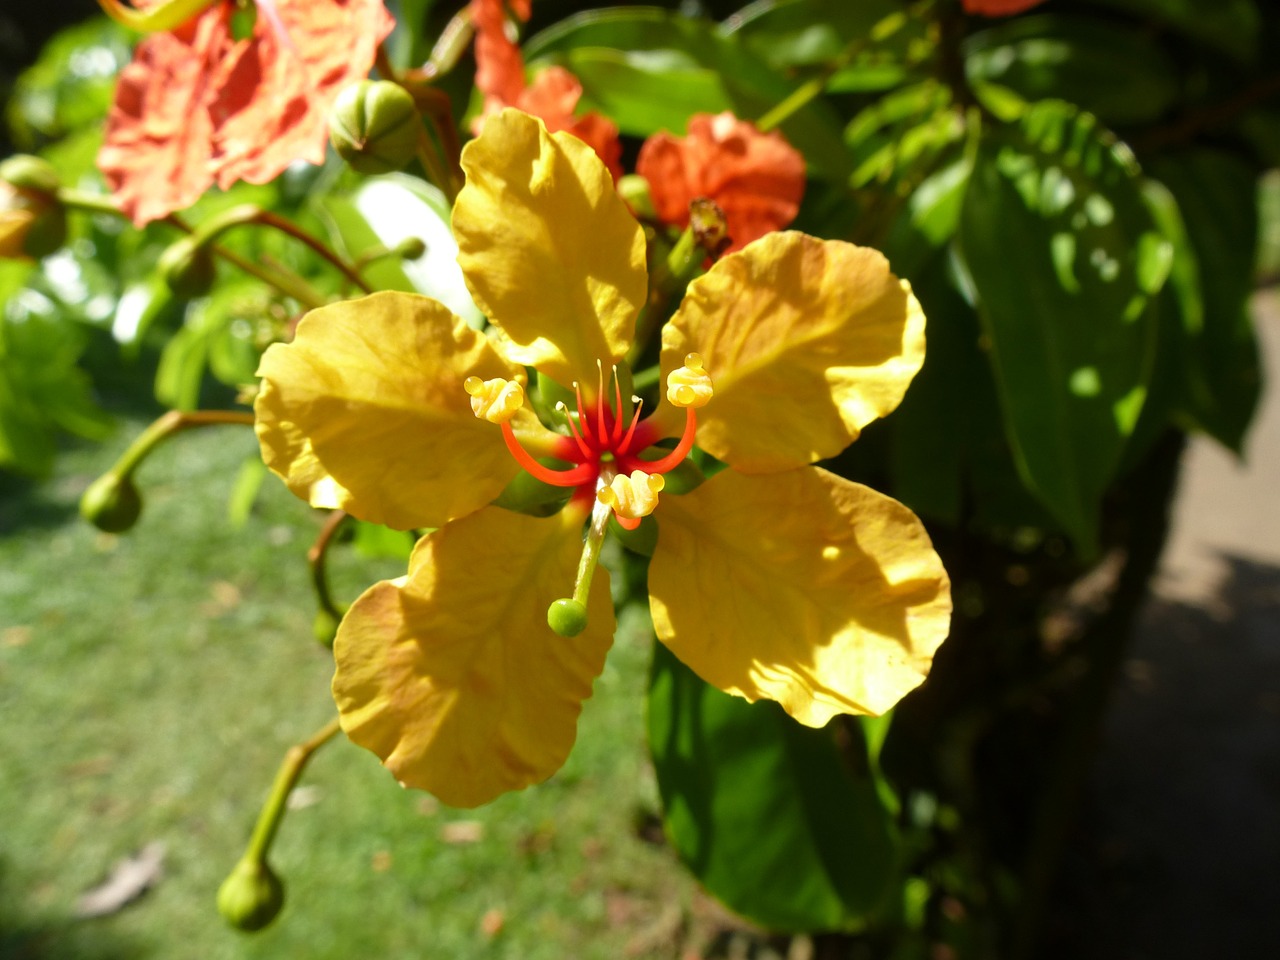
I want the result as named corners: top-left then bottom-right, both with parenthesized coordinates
top-left (0, 862), bottom-right (145, 960)
top-left (1049, 552), bottom-right (1280, 958)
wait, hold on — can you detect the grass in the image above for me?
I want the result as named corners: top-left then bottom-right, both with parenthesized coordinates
top-left (0, 414), bottom-right (700, 960)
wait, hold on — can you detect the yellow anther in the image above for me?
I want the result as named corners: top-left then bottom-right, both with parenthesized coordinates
top-left (597, 470), bottom-right (665, 521)
top-left (666, 352), bottom-right (714, 408)
top-left (464, 376), bottom-right (524, 423)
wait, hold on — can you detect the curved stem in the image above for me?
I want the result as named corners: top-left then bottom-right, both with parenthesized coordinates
top-left (113, 409), bottom-right (255, 478)
top-left (244, 716), bottom-right (343, 863)
top-left (307, 510), bottom-right (349, 622)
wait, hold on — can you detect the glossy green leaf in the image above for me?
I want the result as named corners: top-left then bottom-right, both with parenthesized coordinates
top-left (964, 15), bottom-right (1179, 127)
top-left (1086, 0), bottom-right (1260, 63)
top-left (958, 103), bottom-right (1165, 555)
top-left (649, 644), bottom-right (899, 932)
top-left (720, 0), bottom-right (912, 71)
top-left (1144, 150), bottom-right (1262, 452)
top-left (523, 7), bottom-right (851, 179)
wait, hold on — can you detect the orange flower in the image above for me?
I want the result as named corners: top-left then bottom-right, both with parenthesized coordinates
top-left (469, 0), bottom-right (622, 180)
top-left (962, 0), bottom-right (1048, 15)
top-left (636, 112), bottom-right (806, 255)
top-left (99, 0), bottom-right (395, 225)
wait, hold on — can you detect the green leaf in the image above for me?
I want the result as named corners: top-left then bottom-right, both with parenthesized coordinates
top-left (6, 17), bottom-right (132, 150)
top-left (1144, 150), bottom-right (1262, 452)
top-left (720, 0), bottom-right (912, 71)
top-left (523, 7), bottom-right (851, 179)
top-left (957, 103), bottom-right (1165, 555)
top-left (964, 14), bottom-right (1179, 127)
top-left (1084, 0), bottom-right (1260, 64)
top-left (314, 174), bottom-right (483, 326)
top-left (226, 457), bottom-right (267, 529)
top-left (649, 644), bottom-right (899, 933)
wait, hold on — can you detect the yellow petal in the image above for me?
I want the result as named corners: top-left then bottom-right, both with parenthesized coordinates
top-left (649, 466), bottom-right (951, 725)
top-left (253, 376), bottom-right (354, 512)
top-left (660, 232), bottom-right (926, 472)
top-left (332, 506), bottom-right (616, 807)
top-left (255, 291), bottom-right (534, 530)
top-left (454, 109), bottom-right (647, 390)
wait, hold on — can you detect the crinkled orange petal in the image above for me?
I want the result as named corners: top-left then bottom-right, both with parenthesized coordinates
top-left (471, 0), bottom-right (529, 113)
top-left (98, 5), bottom-right (229, 226)
top-left (660, 232), bottom-right (926, 473)
top-left (518, 67), bottom-right (623, 181)
top-left (254, 291), bottom-right (546, 530)
top-left (99, 0), bottom-right (394, 225)
top-left (210, 0), bottom-right (394, 189)
top-left (454, 109), bottom-right (645, 390)
top-left (649, 467), bottom-right (951, 726)
top-left (637, 112), bottom-right (805, 254)
top-left (333, 505), bottom-right (616, 807)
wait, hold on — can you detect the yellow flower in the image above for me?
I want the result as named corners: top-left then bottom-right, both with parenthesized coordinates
top-left (255, 109), bottom-right (951, 808)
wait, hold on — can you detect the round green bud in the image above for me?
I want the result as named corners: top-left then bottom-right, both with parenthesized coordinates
top-left (157, 236), bottom-right (217, 298)
top-left (395, 236), bottom-right (426, 261)
top-left (80, 472), bottom-right (143, 533)
top-left (329, 80), bottom-right (420, 175)
top-left (217, 856), bottom-right (285, 932)
top-left (616, 174), bottom-right (655, 220)
top-left (547, 598), bottom-right (588, 638)
top-left (312, 608), bottom-right (339, 648)
top-left (0, 155), bottom-right (61, 195)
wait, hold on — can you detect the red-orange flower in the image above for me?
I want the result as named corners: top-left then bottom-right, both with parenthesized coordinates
top-left (962, 0), bottom-right (1048, 15)
top-left (636, 112), bottom-right (806, 255)
top-left (469, 0), bottom-right (622, 180)
top-left (99, 0), bottom-right (395, 225)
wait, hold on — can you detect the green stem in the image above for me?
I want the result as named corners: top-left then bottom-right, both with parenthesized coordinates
top-left (307, 510), bottom-right (349, 622)
top-left (57, 191), bottom-right (332, 309)
top-left (244, 716), bottom-right (343, 864)
top-left (626, 227), bottom-right (699, 366)
top-left (572, 480), bottom-right (613, 608)
top-left (113, 409), bottom-right (255, 479)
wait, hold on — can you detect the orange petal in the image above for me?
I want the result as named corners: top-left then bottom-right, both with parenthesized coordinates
top-left (637, 112), bottom-right (805, 254)
top-left (333, 506), bottom-right (615, 807)
top-left (519, 67), bottom-right (623, 181)
top-left (99, 6), bottom-right (230, 226)
top-left (210, 0), bottom-right (395, 189)
top-left (471, 0), bottom-right (530, 112)
top-left (99, 0), bottom-right (394, 225)
top-left (962, 0), bottom-right (1047, 15)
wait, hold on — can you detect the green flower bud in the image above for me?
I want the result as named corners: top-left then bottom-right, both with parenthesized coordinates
top-left (547, 598), bottom-right (588, 638)
top-left (217, 856), bottom-right (285, 932)
top-left (0, 155), bottom-right (61, 195)
top-left (312, 608), bottom-right (339, 648)
top-left (329, 81), bottom-right (419, 175)
top-left (0, 157), bottom-right (66, 260)
top-left (157, 236), bottom-right (217, 298)
top-left (80, 472), bottom-right (143, 533)
top-left (617, 174), bottom-right (655, 220)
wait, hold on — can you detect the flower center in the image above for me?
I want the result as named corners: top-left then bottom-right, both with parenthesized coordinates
top-left (464, 353), bottom-right (712, 530)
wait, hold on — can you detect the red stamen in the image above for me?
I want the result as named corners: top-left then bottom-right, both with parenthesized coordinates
top-left (611, 372), bottom-right (625, 446)
top-left (616, 398), bottom-right (645, 457)
top-left (561, 404), bottom-right (593, 459)
top-left (621, 409), bottom-right (697, 475)
top-left (595, 365), bottom-right (608, 444)
top-left (501, 422), bottom-right (595, 487)
top-left (574, 382), bottom-right (595, 446)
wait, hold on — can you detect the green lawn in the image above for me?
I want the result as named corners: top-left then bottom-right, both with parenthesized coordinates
top-left (0, 415), bottom-right (702, 959)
